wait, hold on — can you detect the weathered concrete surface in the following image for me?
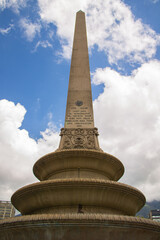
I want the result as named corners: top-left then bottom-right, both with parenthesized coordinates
top-left (0, 214), bottom-right (160, 240)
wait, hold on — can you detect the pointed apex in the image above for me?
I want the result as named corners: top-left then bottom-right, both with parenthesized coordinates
top-left (77, 10), bottom-right (84, 14)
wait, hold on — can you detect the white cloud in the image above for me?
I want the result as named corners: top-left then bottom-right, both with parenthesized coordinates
top-left (48, 29), bottom-right (54, 39)
top-left (0, 99), bottom-right (59, 201)
top-left (19, 18), bottom-right (41, 42)
top-left (33, 40), bottom-right (52, 52)
top-left (38, 0), bottom-right (160, 63)
top-left (0, 0), bottom-right (27, 13)
top-left (0, 24), bottom-right (13, 35)
top-left (152, 0), bottom-right (159, 3)
top-left (93, 60), bottom-right (160, 201)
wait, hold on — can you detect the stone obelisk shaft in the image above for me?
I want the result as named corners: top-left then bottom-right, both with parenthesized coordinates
top-left (59, 11), bottom-right (100, 150)
top-left (65, 11), bottom-right (94, 129)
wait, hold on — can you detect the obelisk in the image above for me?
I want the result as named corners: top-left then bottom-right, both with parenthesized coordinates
top-left (59, 10), bottom-right (100, 150)
top-left (65, 10), bottom-right (94, 129)
top-left (1, 10), bottom-right (160, 240)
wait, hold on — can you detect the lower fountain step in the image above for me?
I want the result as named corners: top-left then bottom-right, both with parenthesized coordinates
top-left (0, 213), bottom-right (160, 240)
top-left (11, 178), bottom-right (145, 216)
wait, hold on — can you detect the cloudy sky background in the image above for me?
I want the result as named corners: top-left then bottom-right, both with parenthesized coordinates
top-left (1, 0), bottom-right (160, 203)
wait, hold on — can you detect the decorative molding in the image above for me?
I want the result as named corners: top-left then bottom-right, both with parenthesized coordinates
top-left (11, 178), bottom-right (146, 204)
top-left (59, 128), bottom-right (100, 150)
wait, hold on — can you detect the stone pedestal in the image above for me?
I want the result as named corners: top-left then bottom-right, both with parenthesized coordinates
top-left (1, 214), bottom-right (160, 240)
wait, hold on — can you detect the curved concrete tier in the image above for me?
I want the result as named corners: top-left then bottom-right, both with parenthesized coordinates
top-left (33, 150), bottom-right (124, 181)
top-left (0, 214), bottom-right (160, 240)
top-left (11, 179), bottom-right (145, 216)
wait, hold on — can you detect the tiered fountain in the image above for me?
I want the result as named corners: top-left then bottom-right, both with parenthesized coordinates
top-left (0, 10), bottom-right (160, 240)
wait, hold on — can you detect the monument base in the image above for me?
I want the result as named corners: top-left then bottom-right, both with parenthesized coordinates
top-left (0, 214), bottom-right (160, 240)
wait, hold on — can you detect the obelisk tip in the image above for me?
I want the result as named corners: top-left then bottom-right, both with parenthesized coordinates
top-left (77, 10), bottom-right (85, 14)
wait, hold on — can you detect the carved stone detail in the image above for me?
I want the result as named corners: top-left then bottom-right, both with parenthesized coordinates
top-left (59, 128), bottom-right (100, 150)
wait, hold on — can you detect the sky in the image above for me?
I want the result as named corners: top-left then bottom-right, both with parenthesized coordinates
top-left (0, 0), bottom-right (160, 204)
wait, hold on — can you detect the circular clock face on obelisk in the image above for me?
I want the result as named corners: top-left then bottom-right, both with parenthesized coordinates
top-left (75, 100), bottom-right (83, 106)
